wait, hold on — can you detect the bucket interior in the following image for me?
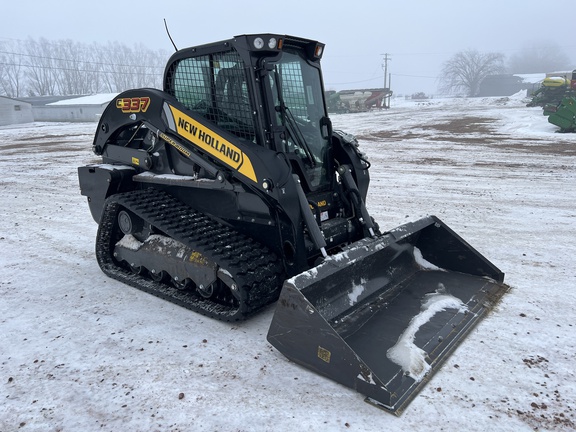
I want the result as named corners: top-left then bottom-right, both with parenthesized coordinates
top-left (268, 216), bottom-right (508, 414)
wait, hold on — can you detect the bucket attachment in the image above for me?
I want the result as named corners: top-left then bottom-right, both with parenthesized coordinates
top-left (267, 216), bottom-right (508, 415)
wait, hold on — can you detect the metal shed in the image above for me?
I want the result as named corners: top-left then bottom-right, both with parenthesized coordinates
top-left (31, 94), bottom-right (117, 122)
top-left (0, 96), bottom-right (34, 126)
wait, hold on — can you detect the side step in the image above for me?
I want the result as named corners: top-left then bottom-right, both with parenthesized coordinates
top-left (267, 216), bottom-right (508, 415)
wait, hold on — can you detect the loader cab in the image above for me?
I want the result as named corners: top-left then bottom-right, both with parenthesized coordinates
top-left (164, 48), bottom-right (257, 143)
top-left (163, 34), bottom-right (332, 192)
top-left (264, 44), bottom-right (332, 191)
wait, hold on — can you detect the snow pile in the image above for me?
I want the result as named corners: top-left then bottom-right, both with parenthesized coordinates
top-left (386, 285), bottom-right (467, 381)
top-left (347, 279), bottom-right (366, 305)
top-left (116, 234), bottom-right (142, 251)
top-left (413, 247), bottom-right (446, 272)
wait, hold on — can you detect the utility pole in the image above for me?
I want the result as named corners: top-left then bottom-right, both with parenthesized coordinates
top-left (381, 53), bottom-right (391, 108)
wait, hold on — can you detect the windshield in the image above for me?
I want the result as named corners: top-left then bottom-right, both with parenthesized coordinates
top-left (271, 50), bottom-right (330, 189)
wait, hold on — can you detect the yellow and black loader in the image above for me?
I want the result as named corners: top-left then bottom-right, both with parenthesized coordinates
top-left (78, 34), bottom-right (508, 414)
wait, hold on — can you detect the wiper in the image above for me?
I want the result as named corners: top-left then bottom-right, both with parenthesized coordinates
top-left (274, 68), bottom-right (316, 167)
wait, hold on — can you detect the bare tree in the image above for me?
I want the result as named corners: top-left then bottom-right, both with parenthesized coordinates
top-left (0, 40), bottom-right (26, 97)
top-left (1, 37), bottom-right (166, 96)
top-left (98, 42), bottom-right (165, 93)
top-left (132, 43), bottom-right (166, 89)
top-left (508, 41), bottom-right (572, 74)
top-left (439, 50), bottom-right (505, 97)
top-left (53, 39), bottom-right (99, 95)
top-left (25, 38), bottom-right (58, 96)
top-left (86, 42), bottom-right (108, 94)
top-left (103, 41), bottom-right (133, 92)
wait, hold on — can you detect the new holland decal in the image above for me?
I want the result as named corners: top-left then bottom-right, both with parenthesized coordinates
top-left (168, 105), bottom-right (257, 183)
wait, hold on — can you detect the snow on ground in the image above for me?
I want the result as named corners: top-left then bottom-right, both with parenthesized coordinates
top-left (1, 96), bottom-right (575, 431)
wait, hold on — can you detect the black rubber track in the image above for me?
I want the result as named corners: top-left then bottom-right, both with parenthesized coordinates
top-left (95, 188), bottom-right (285, 321)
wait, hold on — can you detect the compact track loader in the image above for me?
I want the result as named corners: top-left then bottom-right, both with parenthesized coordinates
top-left (78, 34), bottom-right (508, 414)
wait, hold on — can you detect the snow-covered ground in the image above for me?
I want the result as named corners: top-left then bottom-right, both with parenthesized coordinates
top-left (1, 95), bottom-right (575, 431)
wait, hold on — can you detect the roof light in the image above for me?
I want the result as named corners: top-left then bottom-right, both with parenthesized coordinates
top-left (253, 37), bottom-right (264, 49)
top-left (268, 37), bottom-right (277, 49)
top-left (315, 45), bottom-right (324, 58)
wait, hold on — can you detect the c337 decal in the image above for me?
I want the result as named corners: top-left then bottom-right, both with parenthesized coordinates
top-left (167, 105), bottom-right (257, 183)
top-left (116, 96), bottom-right (151, 113)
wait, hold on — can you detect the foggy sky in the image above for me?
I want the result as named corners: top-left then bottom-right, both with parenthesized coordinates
top-left (2, 0), bottom-right (575, 95)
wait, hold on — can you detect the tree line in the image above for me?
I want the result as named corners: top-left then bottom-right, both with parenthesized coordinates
top-left (439, 41), bottom-right (573, 97)
top-left (0, 37), bottom-right (170, 98)
top-left (2, 37), bottom-right (573, 100)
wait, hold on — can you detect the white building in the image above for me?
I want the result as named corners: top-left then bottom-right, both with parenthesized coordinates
top-left (31, 94), bottom-right (117, 122)
top-left (0, 96), bottom-right (34, 126)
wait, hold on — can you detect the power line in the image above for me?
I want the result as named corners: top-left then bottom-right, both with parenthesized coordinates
top-left (0, 50), bottom-right (165, 71)
top-left (0, 35), bottom-right (169, 52)
top-left (392, 73), bottom-right (439, 79)
top-left (0, 61), bottom-right (163, 76)
top-left (325, 76), bottom-right (382, 86)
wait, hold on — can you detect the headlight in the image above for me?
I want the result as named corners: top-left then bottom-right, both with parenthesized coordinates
top-left (253, 37), bottom-right (264, 49)
top-left (268, 37), bottom-right (277, 49)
